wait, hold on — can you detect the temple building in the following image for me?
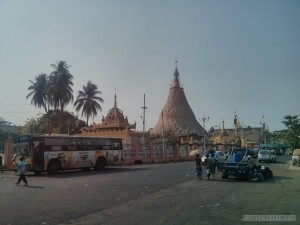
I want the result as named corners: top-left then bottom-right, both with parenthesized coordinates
top-left (207, 118), bottom-right (262, 151)
top-left (150, 63), bottom-right (205, 139)
top-left (80, 92), bottom-right (139, 147)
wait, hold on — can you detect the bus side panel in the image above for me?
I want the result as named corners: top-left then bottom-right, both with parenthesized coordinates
top-left (105, 150), bottom-right (123, 165)
top-left (44, 151), bottom-right (73, 170)
top-left (73, 151), bottom-right (95, 168)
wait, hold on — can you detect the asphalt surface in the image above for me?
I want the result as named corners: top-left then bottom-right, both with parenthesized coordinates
top-left (0, 156), bottom-right (299, 225)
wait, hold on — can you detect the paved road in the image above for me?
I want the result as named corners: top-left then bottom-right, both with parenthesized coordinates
top-left (0, 156), bottom-right (299, 225)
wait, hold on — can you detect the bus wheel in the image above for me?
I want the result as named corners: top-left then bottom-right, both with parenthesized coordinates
top-left (95, 158), bottom-right (106, 171)
top-left (47, 160), bottom-right (60, 174)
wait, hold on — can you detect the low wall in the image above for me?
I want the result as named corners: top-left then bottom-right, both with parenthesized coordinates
top-left (123, 142), bottom-right (193, 164)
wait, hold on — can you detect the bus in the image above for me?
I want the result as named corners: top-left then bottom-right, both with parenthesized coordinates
top-left (13, 135), bottom-right (123, 174)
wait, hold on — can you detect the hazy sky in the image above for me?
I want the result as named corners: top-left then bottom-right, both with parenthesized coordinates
top-left (0, 0), bottom-right (299, 132)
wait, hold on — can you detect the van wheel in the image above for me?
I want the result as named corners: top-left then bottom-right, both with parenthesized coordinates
top-left (95, 158), bottom-right (106, 171)
top-left (47, 160), bottom-right (60, 174)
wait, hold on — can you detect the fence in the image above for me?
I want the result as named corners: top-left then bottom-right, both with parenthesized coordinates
top-left (123, 142), bottom-right (192, 164)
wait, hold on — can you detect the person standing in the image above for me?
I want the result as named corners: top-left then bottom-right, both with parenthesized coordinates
top-left (210, 152), bottom-right (216, 178)
top-left (194, 154), bottom-right (202, 180)
top-left (203, 154), bottom-right (212, 180)
top-left (0, 155), bottom-right (3, 173)
top-left (15, 157), bottom-right (28, 186)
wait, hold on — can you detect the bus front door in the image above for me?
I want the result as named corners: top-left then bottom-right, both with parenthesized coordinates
top-left (32, 141), bottom-right (44, 174)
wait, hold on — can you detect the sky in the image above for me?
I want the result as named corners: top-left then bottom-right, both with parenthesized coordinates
top-left (0, 0), bottom-right (299, 132)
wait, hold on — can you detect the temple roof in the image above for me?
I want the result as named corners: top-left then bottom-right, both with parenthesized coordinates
top-left (150, 64), bottom-right (205, 137)
top-left (82, 92), bottom-right (136, 131)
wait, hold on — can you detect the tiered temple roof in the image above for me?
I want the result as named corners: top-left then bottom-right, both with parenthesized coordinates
top-left (81, 92), bottom-right (136, 133)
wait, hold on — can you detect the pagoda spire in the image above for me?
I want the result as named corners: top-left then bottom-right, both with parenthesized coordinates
top-left (114, 87), bottom-right (117, 108)
top-left (172, 59), bottom-right (180, 87)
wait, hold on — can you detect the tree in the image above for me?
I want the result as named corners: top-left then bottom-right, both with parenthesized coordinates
top-left (21, 118), bottom-right (42, 135)
top-left (20, 111), bottom-right (86, 135)
top-left (26, 73), bottom-right (49, 113)
top-left (74, 81), bottom-right (104, 125)
top-left (282, 115), bottom-right (300, 150)
top-left (49, 60), bottom-right (74, 113)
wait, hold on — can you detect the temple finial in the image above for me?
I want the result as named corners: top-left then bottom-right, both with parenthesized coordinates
top-left (114, 87), bottom-right (117, 107)
top-left (173, 59), bottom-right (180, 87)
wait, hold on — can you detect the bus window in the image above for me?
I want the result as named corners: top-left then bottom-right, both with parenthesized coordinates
top-left (83, 140), bottom-right (97, 150)
top-left (113, 141), bottom-right (121, 150)
top-left (45, 137), bottom-right (65, 146)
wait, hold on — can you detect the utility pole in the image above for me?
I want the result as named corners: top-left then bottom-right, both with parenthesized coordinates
top-left (234, 111), bottom-right (237, 137)
top-left (162, 110), bottom-right (165, 162)
top-left (261, 114), bottom-right (267, 149)
top-left (202, 115), bottom-right (209, 154)
top-left (141, 93), bottom-right (147, 143)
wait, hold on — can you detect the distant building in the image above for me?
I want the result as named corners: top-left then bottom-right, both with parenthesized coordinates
top-left (207, 119), bottom-right (262, 151)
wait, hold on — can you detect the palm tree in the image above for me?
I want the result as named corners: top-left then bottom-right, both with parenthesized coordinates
top-left (74, 81), bottom-right (104, 125)
top-left (49, 60), bottom-right (74, 112)
top-left (26, 73), bottom-right (49, 113)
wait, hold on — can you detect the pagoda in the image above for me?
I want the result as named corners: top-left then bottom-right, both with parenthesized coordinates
top-left (80, 92), bottom-right (138, 146)
top-left (150, 63), bottom-right (205, 138)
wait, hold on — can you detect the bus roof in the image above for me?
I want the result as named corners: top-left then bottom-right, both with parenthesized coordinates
top-left (31, 134), bottom-right (122, 140)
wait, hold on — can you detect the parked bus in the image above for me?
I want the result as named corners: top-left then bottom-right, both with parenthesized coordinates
top-left (13, 135), bottom-right (123, 174)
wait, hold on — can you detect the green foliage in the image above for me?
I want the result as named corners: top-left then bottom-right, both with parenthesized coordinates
top-left (20, 110), bottom-right (86, 135)
top-left (25, 60), bottom-right (90, 134)
top-left (49, 60), bottom-right (74, 112)
top-left (281, 115), bottom-right (300, 150)
top-left (26, 73), bottom-right (49, 114)
top-left (74, 81), bottom-right (103, 125)
top-left (21, 118), bottom-right (42, 135)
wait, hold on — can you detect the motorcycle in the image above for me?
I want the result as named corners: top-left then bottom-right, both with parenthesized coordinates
top-left (259, 165), bottom-right (273, 180)
top-left (248, 165), bottom-right (273, 182)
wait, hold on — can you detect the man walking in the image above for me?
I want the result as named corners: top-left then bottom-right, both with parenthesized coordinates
top-left (15, 157), bottom-right (28, 186)
top-left (203, 154), bottom-right (212, 180)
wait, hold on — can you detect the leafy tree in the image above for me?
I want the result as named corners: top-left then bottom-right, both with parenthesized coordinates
top-left (74, 81), bottom-right (104, 125)
top-left (26, 73), bottom-right (49, 113)
top-left (282, 115), bottom-right (300, 150)
top-left (20, 110), bottom-right (86, 135)
top-left (25, 61), bottom-right (85, 133)
top-left (270, 130), bottom-right (288, 143)
top-left (49, 60), bottom-right (74, 113)
top-left (21, 118), bottom-right (42, 135)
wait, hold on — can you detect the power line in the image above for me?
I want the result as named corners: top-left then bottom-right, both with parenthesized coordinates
top-left (0, 102), bottom-right (31, 106)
